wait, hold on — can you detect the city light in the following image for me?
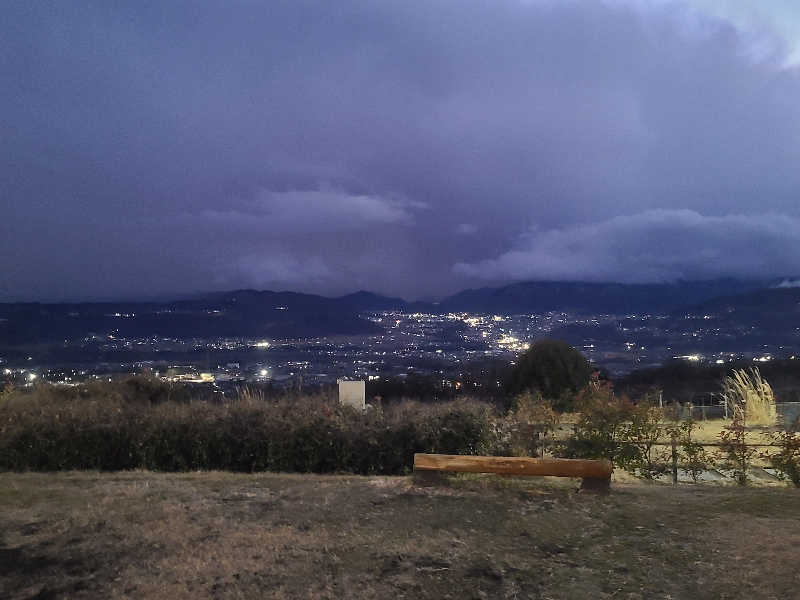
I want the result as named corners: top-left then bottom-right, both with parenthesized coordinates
top-left (6, 302), bottom-right (797, 389)
top-left (674, 354), bottom-right (701, 362)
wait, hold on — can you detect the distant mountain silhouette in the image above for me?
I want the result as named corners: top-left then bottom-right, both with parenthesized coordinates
top-left (0, 290), bottom-right (382, 345)
top-left (437, 279), bottom-right (767, 315)
top-left (334, 291), bottom-right (410, 312)
top-left (0, 279), bottom-right (779, 345)
top-left (678, 286), bottom-right (800, 331)
top-left (334, 290), bottom-right (432, 313)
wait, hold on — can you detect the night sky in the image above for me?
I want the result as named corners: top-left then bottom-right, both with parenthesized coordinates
top-left (4, 1), bottom-right (800, 301)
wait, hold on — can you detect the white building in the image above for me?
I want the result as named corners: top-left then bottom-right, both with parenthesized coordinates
top-left (337, 379), bottom-right (365, 410)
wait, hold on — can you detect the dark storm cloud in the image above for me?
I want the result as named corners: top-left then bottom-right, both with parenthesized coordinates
top-left (3, 1), bottom-right (800, 300)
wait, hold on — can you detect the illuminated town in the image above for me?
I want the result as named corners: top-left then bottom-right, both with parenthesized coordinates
top-left (1, 307), bottom-right (794, 390)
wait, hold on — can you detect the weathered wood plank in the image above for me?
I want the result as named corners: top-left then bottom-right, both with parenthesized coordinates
top-left (413, 453), bottom-right (612, 480)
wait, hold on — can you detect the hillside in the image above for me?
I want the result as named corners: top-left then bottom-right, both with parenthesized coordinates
top-left (438, 279), bottom-right (766, 315)
top-left (0, 279), bottom-right (783, 347)
top-left (0, 290), bottom-right (382, 345)
top-left (677, 287), bottom-right (800, 335)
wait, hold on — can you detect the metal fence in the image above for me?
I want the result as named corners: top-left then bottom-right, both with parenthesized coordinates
top-left (674, 402), bottom-right (800, 426)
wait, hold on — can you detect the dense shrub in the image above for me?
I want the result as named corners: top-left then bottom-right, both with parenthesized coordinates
top-left (558, 386), bottom-right (638, 468)
top-left (500, 392), bottom-right (561, 458)
top-left (718, 417), bottom-right (756, 486)
top-left (558, 386), bottom-right (678, 478)
top-left (765, 428), bottom-right (800, 488)
top-left (665, 420), bottom-right (709, 483)
top-left (0, 380), bottom-right (497, 474)
top-left (621, 405), bottom-right (668, 479)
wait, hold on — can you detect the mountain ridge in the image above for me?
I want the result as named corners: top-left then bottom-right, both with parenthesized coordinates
top-left (0, 279), bottom-right (781, 345)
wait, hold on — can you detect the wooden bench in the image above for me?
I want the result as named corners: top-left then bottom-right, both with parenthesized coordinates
top-left (413, 453), bottom-right (612, 492)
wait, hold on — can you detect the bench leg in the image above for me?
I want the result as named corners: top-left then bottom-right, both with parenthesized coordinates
top-left (413, 470), bottom-right (448, 487)
top-left (580, 476), bottom-right (611, 493)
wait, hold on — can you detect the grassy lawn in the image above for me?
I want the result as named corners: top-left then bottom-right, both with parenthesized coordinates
top-left (1, 472), bottom-right (799, 599)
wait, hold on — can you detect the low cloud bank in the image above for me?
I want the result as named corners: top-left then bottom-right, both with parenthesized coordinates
top-left (455, 210), bottom-right (800, 284)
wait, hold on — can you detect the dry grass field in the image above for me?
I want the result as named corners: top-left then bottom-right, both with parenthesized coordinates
top-left (2, 471), bottom-right (799, 600)
top-left (679, 419), bottom-right (774, 445)
top-left (553, 417), bottom-right (775, 444)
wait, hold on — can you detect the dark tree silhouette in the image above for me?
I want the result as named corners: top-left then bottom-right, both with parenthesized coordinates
top-left (506, 339), bottom-right (591, 410)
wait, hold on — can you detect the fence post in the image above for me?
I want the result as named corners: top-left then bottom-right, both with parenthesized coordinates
top-left (671, 433), bottom-right (679, 486)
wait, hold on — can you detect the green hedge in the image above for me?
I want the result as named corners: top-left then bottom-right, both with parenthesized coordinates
top-left (0, 381), bottom-right (497, 474)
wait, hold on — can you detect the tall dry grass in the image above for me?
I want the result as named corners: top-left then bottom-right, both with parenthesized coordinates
top-left (722, 367), bottom-right (777, 426)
